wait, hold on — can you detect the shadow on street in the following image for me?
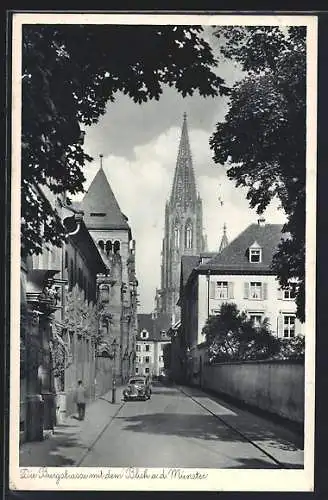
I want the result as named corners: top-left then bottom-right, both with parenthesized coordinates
top-left (20, 426), bottom-right (88, 467)
top-left (118, 411), bottom-right (301, 453)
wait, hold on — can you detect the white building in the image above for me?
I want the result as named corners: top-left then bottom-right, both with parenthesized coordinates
top-left (179, 219), bottom-right (304, 352)
top-left (135, 314), bottom-right (171, 377)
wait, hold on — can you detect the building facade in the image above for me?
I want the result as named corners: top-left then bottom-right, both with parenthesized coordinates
top-left (78, 161), bottom-right (138, 384)
top-left (158, 114), bottom-right (206, 327)
top-left (135, 314), bottom-right (171, 378)
top-left (20, 187), bottom-right (107, 442)
top-left (179, 220), bottom-right (304, 359)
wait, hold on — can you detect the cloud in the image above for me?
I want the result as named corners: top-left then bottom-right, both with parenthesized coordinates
top-left (199, 175), bottom-right (287, 253)
top-left (76, 123), bottom-right (287, 314)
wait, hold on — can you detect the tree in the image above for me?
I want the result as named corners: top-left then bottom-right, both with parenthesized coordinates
top-left (22, 24), bottom-right (228, 257)
top-left (202, 303), bottom-right (280, 363)
top-left (209, 26), bottom-right (306, 321)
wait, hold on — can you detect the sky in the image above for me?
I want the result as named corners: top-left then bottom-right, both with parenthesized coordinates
top-left (73, 28), bottom-right (287, 314)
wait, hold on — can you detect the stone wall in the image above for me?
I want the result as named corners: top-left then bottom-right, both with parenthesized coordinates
top-left (95, 357), bottom-right (114, 399)
top-left (201, 360), bottom-right (304, 424)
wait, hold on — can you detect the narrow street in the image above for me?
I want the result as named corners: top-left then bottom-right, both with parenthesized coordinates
top-left (20, 383), bottom-right (304, 469)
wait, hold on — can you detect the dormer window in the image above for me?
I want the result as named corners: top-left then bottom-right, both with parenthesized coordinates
top-left (249, 241), bottom-right (262, 263)
top-left (140, 329), bottom-right (149, 340)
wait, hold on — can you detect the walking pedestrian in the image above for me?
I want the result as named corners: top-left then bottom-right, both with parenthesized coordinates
top-left (74, 380), bottom-right (86, 421)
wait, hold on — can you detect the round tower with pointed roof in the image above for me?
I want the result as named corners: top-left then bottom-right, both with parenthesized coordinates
top-left (79, 156), bottom-right (138, 382)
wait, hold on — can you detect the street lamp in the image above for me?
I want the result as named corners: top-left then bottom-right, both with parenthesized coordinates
top-left (111, 338), bottom-right (118, 404)
top-left (206, 270), bottom-right (211, 320)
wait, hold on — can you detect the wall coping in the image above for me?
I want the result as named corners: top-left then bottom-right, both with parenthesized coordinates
top-left (206, 358), bottom-right (304, 367)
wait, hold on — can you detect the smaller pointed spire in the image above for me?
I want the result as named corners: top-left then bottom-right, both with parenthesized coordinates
top-left (219, 223), bottom-right (229, 252)
top-left (99, 154), bottom-right (104, 169)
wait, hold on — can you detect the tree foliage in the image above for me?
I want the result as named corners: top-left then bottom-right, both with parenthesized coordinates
top-left (22, 24), bottom-right (228, 257)
top-left (210, 26), bottom-right (306, 321)
top-left (202, 303), bottom-right (280, 363)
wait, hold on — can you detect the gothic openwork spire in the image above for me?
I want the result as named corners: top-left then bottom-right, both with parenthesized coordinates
top-left (170, 113), bottom-right (197, 208)
top-left (219, 223), bottom-right (229, 252)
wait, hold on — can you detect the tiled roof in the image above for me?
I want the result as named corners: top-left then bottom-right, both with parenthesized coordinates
top-left (196, 223), bottom-right (285, 273)
top-left (137, 314), bottom-right (154, 337)
top-left (136, 313), bottom-right (171, 342)
top-left (79, 168), bottom-right (130, 230)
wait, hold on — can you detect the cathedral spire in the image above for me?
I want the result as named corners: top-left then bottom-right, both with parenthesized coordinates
top-left (170, 113), bottom-right (197, 208)
top-left (219, 223), bottom-right (229, 252)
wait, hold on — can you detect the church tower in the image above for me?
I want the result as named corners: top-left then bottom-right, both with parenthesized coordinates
top-left (79, 156), bottom-right (138, 382)
top-left (160, 113), bottom-right (206, 326)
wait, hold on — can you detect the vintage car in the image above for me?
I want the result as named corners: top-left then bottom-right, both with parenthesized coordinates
top-left (123, 376), bottom-right (152, 401)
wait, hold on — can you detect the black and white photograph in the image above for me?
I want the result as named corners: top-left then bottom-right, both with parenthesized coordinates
top-left (9, 12), bottom-right (316, 491)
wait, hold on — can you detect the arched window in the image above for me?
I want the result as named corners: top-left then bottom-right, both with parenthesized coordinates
top-left (185, 221), bottom-right (193, 249)
top-left (98, 240), bottom-right (104, 251)
top-left (114, 240), bottom-right (120, 254)
top-left (105, 240), bottom-right (112, 256)
top-left (174, 227), bottom-right (180, 248)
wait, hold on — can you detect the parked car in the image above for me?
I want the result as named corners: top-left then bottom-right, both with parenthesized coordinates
top-left (123, 376), bottom-right (152, 401)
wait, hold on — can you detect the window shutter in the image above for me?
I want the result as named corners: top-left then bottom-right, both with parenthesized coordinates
top-left (277, 313), bottom-right (284, 337)
top-left (228, 282), bottom-right (234, 299)
top-left (209, 281), bottom-right (216, 299)
top-left (278, 287), bottom-right (283, 300)
top-left (244, 282), bottom-right (249, 299)
top-left (262, 283), bottom-right (268, 300)
top-left (294, 317), bottom-right (302, 336)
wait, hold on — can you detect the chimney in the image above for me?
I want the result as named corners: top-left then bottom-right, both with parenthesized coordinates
top-left (258, 218), bottom-right (266, 226)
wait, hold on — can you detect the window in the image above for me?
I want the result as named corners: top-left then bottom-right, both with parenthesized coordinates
top-left (249, 241), bottom-right (262, 263)
top-left (136, 345), bottom-right (141, 352)
top-left (98, 240), bottom-right (104, 251)
top-left (283, 288), bottom-right (296, 300)
top-left (185, 223), bottom-right (193, 249)
top-left (140, 330), bottom-right (148, 339)
top-left (249, 313), bottom-right (263, 328)
top-left (283, 315), bottom-right (295, 338)
top-left (217, 281), bottom-right (228, 299)
top-left (249, 249), bottom-right (261, 263)
top-left (145, 368), bottom-right (150, 374)
top-left (174, 227), bottom-right (180, 248)
top-left (105, 240), bottom-right (112, 255)
top-left (135, 367), bottom-right (139, 374)
top-left (250, 282), bottom-right (262, 299)
top-left (91, 213), bottom-right (106, 217)
top-left (145, 356), bottom-right (150, 363)
top-left (145, 344), bottom-right (150, 352)
top-left (245, 282), bottom-right (268, 300)
top-left (114, 240), bottom-right (120, 254)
